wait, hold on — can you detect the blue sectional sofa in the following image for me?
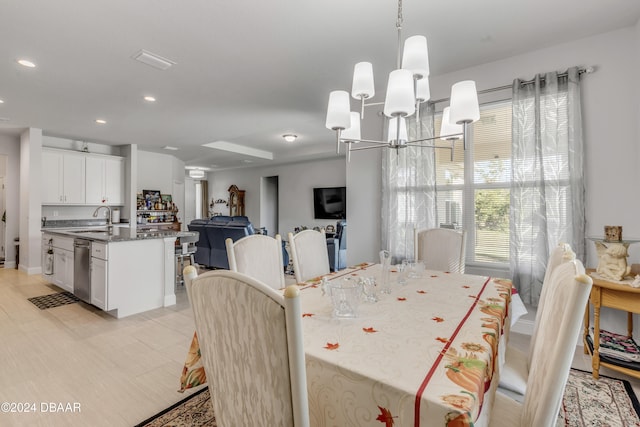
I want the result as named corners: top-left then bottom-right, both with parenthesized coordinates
top-left (188, 216), bottom-right (288, 270)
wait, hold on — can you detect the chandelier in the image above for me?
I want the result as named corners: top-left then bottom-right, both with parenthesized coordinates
top-left (325, 0), bottom-right (480, 161)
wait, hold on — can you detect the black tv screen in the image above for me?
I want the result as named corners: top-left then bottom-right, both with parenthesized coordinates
top-left (313, 187), bottom-right (346, 220)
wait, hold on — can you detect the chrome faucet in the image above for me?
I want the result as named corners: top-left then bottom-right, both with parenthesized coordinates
top-left (93, 205), bottom-right (113, 232)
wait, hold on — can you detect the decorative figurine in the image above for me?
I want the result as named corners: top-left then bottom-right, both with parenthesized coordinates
top-left (595, 241), bottom-right (632, 281)
top-left (604, 225), bottom-right (623, 242)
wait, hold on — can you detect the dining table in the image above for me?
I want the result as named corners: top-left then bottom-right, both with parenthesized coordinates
top-left (180, 262), bottom-right (512, 427)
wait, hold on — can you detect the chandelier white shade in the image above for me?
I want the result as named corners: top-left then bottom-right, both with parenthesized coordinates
top-left (341, 112), bottom-right (362, 141)
top-left (383, 69), bottom-right (416, 118)
top-left (325, 0), bottom-right (480, 161)
top-left (401, 35), bottom-right (429, 79)
top-left (416, 77), bottom-right (430, 102)
top-left (325, 90), bottom-right (351, 130)
top-left (352, 62), bottom-right (375, 101)
top-left (440, 107), bottom-right (463, 140)
top-left (387, 117), bottom-right (408, 144)
top-left (449, 80), bottom-right (480, 124)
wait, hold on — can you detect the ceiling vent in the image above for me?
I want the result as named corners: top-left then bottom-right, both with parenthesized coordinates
top-left (131, 49), bottom-right (176, 71)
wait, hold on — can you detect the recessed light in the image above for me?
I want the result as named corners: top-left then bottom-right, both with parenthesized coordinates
top-left (282, 134), bottom-right (298, 142)
top-left (144, 96), bottom-right (156, 102)
top-left (163, 145), bottom-right (178, 151)
top-left (0, 99), bottom-right (4, 104)
top-left (17, 59), bottom-right (36, 68)
top-left (95, 119), bottom-right (106, 124)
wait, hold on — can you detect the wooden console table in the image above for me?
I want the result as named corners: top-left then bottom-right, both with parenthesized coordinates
top-left (583, 269), bottom-right (640, 379)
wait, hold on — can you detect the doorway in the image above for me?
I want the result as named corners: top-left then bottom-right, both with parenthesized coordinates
top-left (260, 176), bottom-right (278, 237)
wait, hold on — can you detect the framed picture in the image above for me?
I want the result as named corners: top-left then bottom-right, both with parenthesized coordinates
top-left (161, 194), bottom-right (172, 203)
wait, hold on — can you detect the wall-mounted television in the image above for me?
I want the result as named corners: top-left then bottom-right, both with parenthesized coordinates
top-left (313, 187), bottom-right (346, 220)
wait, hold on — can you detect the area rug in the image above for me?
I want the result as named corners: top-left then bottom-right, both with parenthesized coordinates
top-left (135, 369), bottom-right (640, 426)
top-left (558, 368), bottom-right (640, 426)
top-left (28, 291), bottom-right (80, 309)
top-left (134, 387), bottom-right (215, 427)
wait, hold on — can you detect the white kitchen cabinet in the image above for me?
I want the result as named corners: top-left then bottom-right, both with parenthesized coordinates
top-left (85, 155), bottom-right (124, 205)
top-left (52, 247), bottom-right (74, 293)
top-left (90, 242), bottom-right (108, 310)
top-left (42, 233), bottom-right (74, 293)
top-left (42, 149), bottom-right (86, 204)
top-left (90, 257), bottom-right (107, 310)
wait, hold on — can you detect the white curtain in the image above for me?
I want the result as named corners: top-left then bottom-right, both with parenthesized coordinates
top-left (381, 103), bottom-right (438, 263)
top-left (510, 67), bottom-right (585, 306)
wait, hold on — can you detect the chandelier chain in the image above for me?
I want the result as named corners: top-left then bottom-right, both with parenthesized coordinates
top-left (396, 0), bottom-right (403, 29)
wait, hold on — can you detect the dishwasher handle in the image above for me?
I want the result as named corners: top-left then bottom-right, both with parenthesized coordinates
top-left (73, 240), bottom-right (91, 249)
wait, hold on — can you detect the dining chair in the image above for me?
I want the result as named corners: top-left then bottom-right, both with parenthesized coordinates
top-left (490, 259), bottom-right (592, 426)
top-left (499, 242), bottom-right (576, 398)
top-left (288, 229), bottom-right (331, 283)
top-left (414, 227), bottom-right (466, 273)
top-left (185, 269), bottom-right (310, 426)
top-left (225, 234), bottom-right (285, 290)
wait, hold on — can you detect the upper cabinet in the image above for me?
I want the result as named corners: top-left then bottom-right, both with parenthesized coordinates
top-left (85, 155), bottom-right (124, 205)
top-left (42, 149), bottom-right (86, 204)
top-left (42, 148), bottom-right (124, 206)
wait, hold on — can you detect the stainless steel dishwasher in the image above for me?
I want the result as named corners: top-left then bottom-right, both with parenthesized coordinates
top-left (73, 239), bottom-right (91, 303)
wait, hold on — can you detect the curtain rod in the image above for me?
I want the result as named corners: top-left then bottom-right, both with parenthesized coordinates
top-left (430, 66), bottom-right (594, 105)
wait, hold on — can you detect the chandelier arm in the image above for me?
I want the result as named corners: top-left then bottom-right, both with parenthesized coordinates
top-left (407, 133), bottom-right (463, 144)
top-left (404, 143), bottom-right (453, 151)
top-left (340, 138), bottom-right (389, 145)
top-left (348, 144), bottom-right (393, 152)
top-left (335, 129), bottom-right (342, 154)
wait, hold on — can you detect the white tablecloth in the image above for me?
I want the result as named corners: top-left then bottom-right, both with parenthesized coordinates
top-left (299, 263), bottom-right (511, 427)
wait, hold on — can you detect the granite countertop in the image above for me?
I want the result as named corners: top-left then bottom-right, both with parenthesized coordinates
top-left (42, 226), bottom-right (198, 243)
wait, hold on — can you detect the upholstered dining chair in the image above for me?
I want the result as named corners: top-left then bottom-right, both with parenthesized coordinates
top-left (414, 227), bottom-right (466, 273)
top-left (499, 242), bottom-right (576, 399)
top-left (490, 259), bottom-right (592, 426)
top-left (185, 269), bottom-right (310, 426)
top-left (225, 234), bottom-right (285, 290)
top-left (288, 229), bottom-right (331, 283)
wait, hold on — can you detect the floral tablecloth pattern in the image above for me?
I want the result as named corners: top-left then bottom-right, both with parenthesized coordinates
top-left (181, 263), bottom-right (511, 427)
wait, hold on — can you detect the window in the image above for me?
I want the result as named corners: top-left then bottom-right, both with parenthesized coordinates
top-left (434, 101), bottom-right (512, 265)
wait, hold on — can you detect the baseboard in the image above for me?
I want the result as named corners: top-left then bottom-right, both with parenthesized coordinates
top-left (24, 265), bottom-right (42, 275)
top-left (3, 261), bottom-right (16, 269)
top-left (164, 294), bottom-right (176, 307)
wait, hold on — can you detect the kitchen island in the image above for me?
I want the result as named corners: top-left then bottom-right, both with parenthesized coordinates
top-left (42, 227), bottom-right (198, 318)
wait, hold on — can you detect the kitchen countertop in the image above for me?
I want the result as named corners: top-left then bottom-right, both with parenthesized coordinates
top-left (42, 226), bottom-right (198, 243)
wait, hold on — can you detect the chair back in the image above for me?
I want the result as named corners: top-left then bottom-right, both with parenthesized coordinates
top-left (225, 234), bottom-right (285, 290)
top-left (414, 228), bottom-right (466, 273)
top-left (336, 220), bottom-right (347, 250)
top-left (288, 229), bottom-right (330, 283)
top-left (186, 269), bottom-right (309, 426)
top-left (520, 259), bottom-right (592, 426)
top-left (528, 242), bottom-right (575, 366)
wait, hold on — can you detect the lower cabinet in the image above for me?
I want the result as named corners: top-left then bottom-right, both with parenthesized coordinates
top-left (90, 242), bottom-right (108, 310)
top-left (44, 234), bottom-right (74, 293)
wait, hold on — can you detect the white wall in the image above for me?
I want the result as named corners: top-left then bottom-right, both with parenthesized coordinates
top-left (209, 157), bottom-right (346, 237)
top-left (0, 134), bottom-right (20, 267)
top-left (20, 128), bottom-right (42, 274)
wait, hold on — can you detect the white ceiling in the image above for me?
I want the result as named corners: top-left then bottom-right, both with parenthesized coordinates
top-left (1, 0), bottom-right (639, 170)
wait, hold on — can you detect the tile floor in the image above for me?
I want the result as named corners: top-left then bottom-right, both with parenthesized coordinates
top-left (1, 268), bottom-right (639, 426)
